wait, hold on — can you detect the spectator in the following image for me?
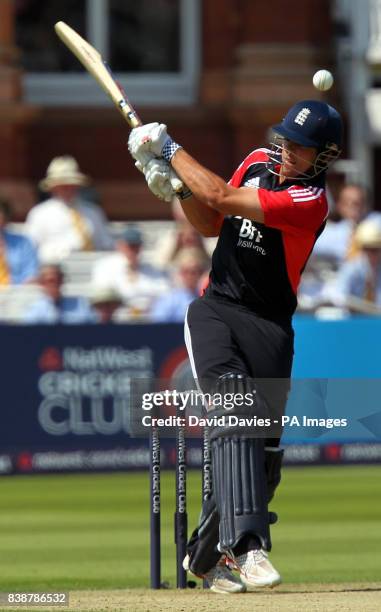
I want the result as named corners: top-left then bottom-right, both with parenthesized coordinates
top-left (151, 247), bottom-right (208, 323)
top-left (25, 156), bottom-right (113, 262)
top-left (324, 220), bottom-right (381, 310)
top-left (299, 184), bottom-right (381, 307)
top-left (90, 286), bottom-right (124, 323)
top-left (91, 225), bottom-right (169, 318)
top-left (314, 184), bottom-right (378, 263)
top-left (0, 197), bottom-right (39, 285)
top-left (155, 198), bottom-right (212, 268)
top-left (23, 264), bottom-right (95, 324)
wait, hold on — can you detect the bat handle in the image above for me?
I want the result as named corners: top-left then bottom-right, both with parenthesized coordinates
top-left (118, 101), bottom-right (142, 128)
top-left (129, 114), bottom-right (142, 128)
top-left (121, 103), bottom-right (184, 194)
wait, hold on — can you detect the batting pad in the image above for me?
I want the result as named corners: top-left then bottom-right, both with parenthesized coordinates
top-left (212, 435), bottom-right (272, 551)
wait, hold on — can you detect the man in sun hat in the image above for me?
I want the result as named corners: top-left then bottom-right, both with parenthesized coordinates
top-left (89, 285), bottom-right (125, 323)
top-left (25, 156), bottom-right (113, 262)
top-left (325, 219), bottom-right (381, 310)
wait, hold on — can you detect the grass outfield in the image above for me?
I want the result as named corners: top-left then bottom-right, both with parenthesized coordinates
top-left (0, 465), bottom-right (380, 592)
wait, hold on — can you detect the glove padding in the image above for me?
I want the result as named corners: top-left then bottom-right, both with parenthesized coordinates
top-left (141, 158), bottom-right (183, 202)
top-left (128, 122), bottom-right (170, 167)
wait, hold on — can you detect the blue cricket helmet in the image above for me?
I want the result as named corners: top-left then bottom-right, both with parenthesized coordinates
top-left (272, 100), bottom-right (343, 150)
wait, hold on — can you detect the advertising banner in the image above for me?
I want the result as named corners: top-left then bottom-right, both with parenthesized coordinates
top-left (1, 317), bottom-right (380, 474)
top-left (0, 324), bottom-right (192, 475)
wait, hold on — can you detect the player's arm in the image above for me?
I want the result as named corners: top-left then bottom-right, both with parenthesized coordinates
top-left (172, 149), bottom-right (327, 235)
top-left (128, 123), bottom-right (264, 224)
top-left (140, 155), bottom-right (225, 236)
top-left (129, 135), bottom-right (223, 236)
top-left (171, 149), bottom-right (264, 223)
top-left (177, 195), bottom-right (224, 237)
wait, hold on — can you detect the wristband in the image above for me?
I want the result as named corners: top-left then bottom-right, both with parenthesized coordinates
top-left (162, 137), bottom-right (182, 162)
top-left (177, 186), bottom-right (193, 201)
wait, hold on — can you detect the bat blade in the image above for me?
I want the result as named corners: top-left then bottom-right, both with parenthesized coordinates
top-left (54, 21), bottom-right (141, 128)
top-left (54, 21), bottom-right (184, 194)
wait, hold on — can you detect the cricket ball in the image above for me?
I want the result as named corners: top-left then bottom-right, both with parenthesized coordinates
top-left (312, 69), bottom-right (334, 91)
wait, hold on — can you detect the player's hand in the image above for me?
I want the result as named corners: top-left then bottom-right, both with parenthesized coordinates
top-left (128, 123), bottom-right (170, 165)
top-left (142, 158), bottom-right (183, 202)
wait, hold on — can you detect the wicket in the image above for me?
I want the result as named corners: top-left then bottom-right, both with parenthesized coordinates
top-left (201, 427), bottom-right (212, 589)
top-left (149, 426), bottom-right (161, 589)
top-left (149, 418), bottom-right (189, 589)
top-left (149, 418), bottom-right (211, 589)
top-left (174, 414), bottom-right (187, 588)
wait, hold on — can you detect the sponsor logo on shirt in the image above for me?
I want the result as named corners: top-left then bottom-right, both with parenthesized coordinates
top-left (237, 218), bottom-right (266, 255)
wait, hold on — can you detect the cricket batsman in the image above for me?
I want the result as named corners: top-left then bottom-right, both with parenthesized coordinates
top-left (128, 100), bottom-right (342, 593)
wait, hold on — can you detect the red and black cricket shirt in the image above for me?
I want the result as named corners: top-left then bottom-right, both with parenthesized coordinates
top-left (206, 148), bottom-right (328, 320)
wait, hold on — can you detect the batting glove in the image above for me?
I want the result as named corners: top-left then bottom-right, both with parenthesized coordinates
top-left (142, 159), bottom-right (192, 202)
top-left (143, 159), bottom-right (181, 202)
top-left (128, 122), bottom-right (182, 165)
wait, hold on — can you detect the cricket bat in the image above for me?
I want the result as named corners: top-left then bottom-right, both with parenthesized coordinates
top-left (54, 21), bottom-right (184, 194)
top-left (54, 21), bottom-right (142, 128)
